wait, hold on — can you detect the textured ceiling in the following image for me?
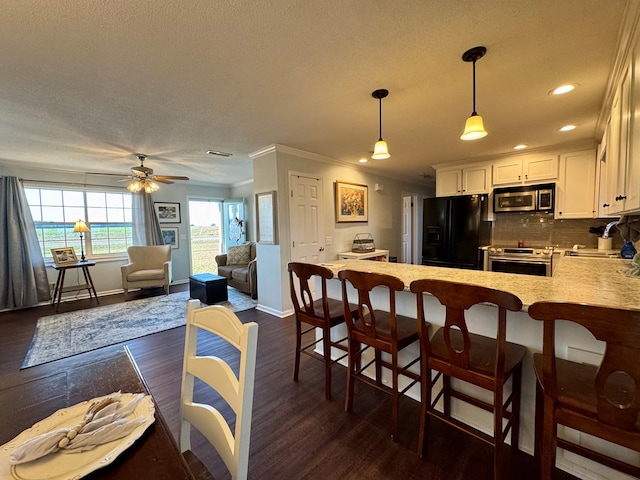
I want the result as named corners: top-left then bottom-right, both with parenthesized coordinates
top-left (0, 0), bottom-right (631, 187)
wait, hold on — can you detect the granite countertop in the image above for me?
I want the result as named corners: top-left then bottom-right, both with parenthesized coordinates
top-left (320, 254), bottom-right (640, 311)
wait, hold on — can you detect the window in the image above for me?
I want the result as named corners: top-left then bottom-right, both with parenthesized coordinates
top-left (24, 186), bottom-right (133, 259)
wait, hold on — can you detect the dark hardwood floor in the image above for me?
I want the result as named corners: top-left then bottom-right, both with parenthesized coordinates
top-left (0, 286), bottom-right (577, 480)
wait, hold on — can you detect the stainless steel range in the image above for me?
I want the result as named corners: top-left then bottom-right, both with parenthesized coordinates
top-left (484, 246), bottom-right (554, 276)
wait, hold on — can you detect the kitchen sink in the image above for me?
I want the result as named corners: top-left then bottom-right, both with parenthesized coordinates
top-left (564, 250), bottom-right (621, 258)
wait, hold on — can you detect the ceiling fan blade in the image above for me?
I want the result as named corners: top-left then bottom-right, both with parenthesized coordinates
top-left (155, 178), bottom-right (175, 184)
top-left (155, 175), bottom-right (190, 181)
top-left (85, 172), bottom-right (131, 177)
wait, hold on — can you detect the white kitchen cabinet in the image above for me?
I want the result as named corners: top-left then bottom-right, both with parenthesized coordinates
top-left (492, 155), bottom-right (558, 186)
top-left (555, 149), bottom-right (597, 219)
top-left (435, 164), bottom-right (490, 197)
top-left (603, 52), bottom-right (640, 215)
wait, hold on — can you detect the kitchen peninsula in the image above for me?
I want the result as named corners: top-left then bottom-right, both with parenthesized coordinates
top-left (319, 255), bottom-right (639, 480)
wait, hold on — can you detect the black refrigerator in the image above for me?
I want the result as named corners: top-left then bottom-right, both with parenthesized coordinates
top-left (422, 194), bottom-right (491, 270)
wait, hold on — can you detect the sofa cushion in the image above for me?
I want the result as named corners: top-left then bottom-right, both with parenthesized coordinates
top-left (127, 269), bottom-right (166, 281)
top-left (231, 267), bottom-right (249, 283)
top-left (217, 265), bottom-right (235, 279)
top-left (227, 244), bottom-right (251, 265)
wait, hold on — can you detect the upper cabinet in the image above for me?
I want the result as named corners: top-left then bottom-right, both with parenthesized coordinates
top-left (435, 164), bottom-right (490, 197)
top-left (599, 39), bottom-right (640, 216)
top-left (492, 155), bottom-right (558, 186)
top-left (555, 150), bottom-right (596, 219)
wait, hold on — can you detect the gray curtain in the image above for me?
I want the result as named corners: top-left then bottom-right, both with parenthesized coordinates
top-left (0, 176), bottom-right (51, 309)
top-left (132, 191), bottom-right (164, 246)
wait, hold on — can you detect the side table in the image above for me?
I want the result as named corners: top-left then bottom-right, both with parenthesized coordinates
top-left (51, 261), bottom-right (99, 311)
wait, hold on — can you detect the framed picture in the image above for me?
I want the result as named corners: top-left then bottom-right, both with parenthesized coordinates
top-left (161, 227), bottom-right (179, 249)
top-left (154, 202), bottom-right (181, 223)
top-left (50, 247), bottom-right (78, 266)
top-left (256, 191), bottom-right (277, 244)
top-left (335, 181), bottom-right (368, 223)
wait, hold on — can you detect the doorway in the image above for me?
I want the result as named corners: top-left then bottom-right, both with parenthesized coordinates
top-left (289, 173), bottom-right (325, 264)
top-left (188, 199), bottom-right (222, 274)
top-left (401, 193), bottom-right (420, 264)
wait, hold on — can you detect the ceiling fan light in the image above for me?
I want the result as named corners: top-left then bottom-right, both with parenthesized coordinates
top-left (460, 113), bottom-right (488, 140)
top-left (372, 139), bottom-right (390, 159)
top-left (127, 180), bottom-right (143, 192)
top-left (144, 181), bottom-right (159, 193)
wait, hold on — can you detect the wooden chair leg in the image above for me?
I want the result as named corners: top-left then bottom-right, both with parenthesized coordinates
top-left (323, 325), bottom-right (332, 400)
top-left (375, 349), bottom-right (382, 385)
top-left (293, 320), bottom-right (302, 382)
top-left (418, 362), bottom-right (430, 458)
top-left (391, 353), bottom-right (399, 442)
top-left (541, 396), bottom-right (558, 480)
top-left (494, 382), bottom-right (505, 480)
top-left (510, 366), bottom-right (522, 451)
top-left (345, 340), bottom-right (356, 413)
top-left (443, 375), bottom-right (451, 418)
top-left (534, 378), bottom-right (544, 465)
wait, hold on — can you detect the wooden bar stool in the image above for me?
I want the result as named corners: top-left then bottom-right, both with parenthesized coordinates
top-left (410, 279), bottom-right (524, 480)
top-left (288, 262), bottom-right (356, 400)
top-left (338, 269), bottom-right (422, 442)
top-left (529, 301), bottom-right (640, 480)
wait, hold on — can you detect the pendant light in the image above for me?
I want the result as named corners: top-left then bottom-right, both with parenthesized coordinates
top-left (460, 46), bottom-right (488, 141)
top-left (371, 89), bottom-right (390, 159)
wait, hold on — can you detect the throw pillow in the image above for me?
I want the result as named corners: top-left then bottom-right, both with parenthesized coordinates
top-left (227, 244), bottom-right (251, 265)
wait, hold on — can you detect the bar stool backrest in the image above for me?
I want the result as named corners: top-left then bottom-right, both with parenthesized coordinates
top-left (288, 262), bottom-right (333, 322)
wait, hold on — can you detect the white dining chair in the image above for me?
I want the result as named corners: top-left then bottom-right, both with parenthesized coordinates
top-left (179, 300), bottom-right (258, 480)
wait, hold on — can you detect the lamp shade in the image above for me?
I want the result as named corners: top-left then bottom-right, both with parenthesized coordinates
top-left (73, 220), bottom-right (89, 233)
top-left (460, 113), bottom-right (488, 140)
top-left (372, 139), bottom-right (390, 160)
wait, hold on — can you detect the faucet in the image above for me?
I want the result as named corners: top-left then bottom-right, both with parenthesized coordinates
top-left (602, 220), bottom-right (619, 239)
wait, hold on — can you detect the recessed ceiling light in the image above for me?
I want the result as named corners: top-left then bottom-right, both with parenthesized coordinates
top-left (549, 84), bottom-right (577, 95)
top-left (359, 158), bottom-right (368, 163)
top-left (513, 144), bottom-right (528, 150)
top-left (558, 125), bottom-right (576, 132)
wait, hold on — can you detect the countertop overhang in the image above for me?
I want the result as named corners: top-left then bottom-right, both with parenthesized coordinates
top-left (320, 254), bottom-right (639, 311)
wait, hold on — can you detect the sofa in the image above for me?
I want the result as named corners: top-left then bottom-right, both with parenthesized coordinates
top-left (215, 242), bottom-right (257, 298)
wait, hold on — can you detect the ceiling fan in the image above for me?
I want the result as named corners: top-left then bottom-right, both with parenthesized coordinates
top-left (88, 154), bottom-right (190, 192)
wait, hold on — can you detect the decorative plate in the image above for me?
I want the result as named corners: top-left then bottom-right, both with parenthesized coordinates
top-left (0, 393), bottom-right (155, 480)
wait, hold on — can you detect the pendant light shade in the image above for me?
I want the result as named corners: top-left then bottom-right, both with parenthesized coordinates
top-left (460, 46), bottom-right (488, 141)
top-left (372, 139), bottom-right (390, 160)
top-left (461, 113), bottom-right (487, 141)
top-left (371, 89), bottom-right (390, 159)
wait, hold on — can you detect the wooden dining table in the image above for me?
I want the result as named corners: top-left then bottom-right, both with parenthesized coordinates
top-left (0, 345), bottom-right (195, 479)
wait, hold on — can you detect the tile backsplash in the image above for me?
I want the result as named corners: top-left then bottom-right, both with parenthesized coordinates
top-left (491, 212), bottom-right (623, 249)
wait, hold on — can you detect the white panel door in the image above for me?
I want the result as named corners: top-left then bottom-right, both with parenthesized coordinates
top-left (289, 174), bottom-right (325, 264)
top-left (402, 195), bottom-right (412, 263)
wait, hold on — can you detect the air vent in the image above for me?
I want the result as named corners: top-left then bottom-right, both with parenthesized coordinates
top-left (206, 150), bottom-right (233, 157)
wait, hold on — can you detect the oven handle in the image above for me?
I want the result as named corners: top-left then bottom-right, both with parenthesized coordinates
top-left (488, 257), bottom-right (551, 266)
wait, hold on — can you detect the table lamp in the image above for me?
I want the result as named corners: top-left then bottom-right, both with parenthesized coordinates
top-left (73, 220), bottom-right (89, 261)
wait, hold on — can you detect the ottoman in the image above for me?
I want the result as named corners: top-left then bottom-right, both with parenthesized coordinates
top-left (189, 273), bottom-right (228, 304)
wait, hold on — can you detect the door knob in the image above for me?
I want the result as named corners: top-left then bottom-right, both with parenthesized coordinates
top-left (319, 247), bottom-right (325, 252)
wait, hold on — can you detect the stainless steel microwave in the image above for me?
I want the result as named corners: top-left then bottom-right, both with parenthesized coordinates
top-left (493, 183), bottom-right (555, 213)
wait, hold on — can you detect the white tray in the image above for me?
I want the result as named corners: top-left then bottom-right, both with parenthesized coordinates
top-left (0, 393), bottom-right (155, 480)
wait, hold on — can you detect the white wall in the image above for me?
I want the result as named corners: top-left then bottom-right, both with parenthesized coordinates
top-left (250, 145), bottom-right (432, 316)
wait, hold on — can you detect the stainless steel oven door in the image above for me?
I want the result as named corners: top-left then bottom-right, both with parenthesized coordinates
top-left (488, 257), bottom-right (551, 276)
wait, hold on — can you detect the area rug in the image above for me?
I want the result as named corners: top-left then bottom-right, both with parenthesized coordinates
top-left (22, 289), bottom-right (257, 368)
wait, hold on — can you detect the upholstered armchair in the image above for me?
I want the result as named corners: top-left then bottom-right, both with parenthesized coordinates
top-left (215, 242), bottom-right (257, 298)
top-left (121, 245), bottom-right (172, 296)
